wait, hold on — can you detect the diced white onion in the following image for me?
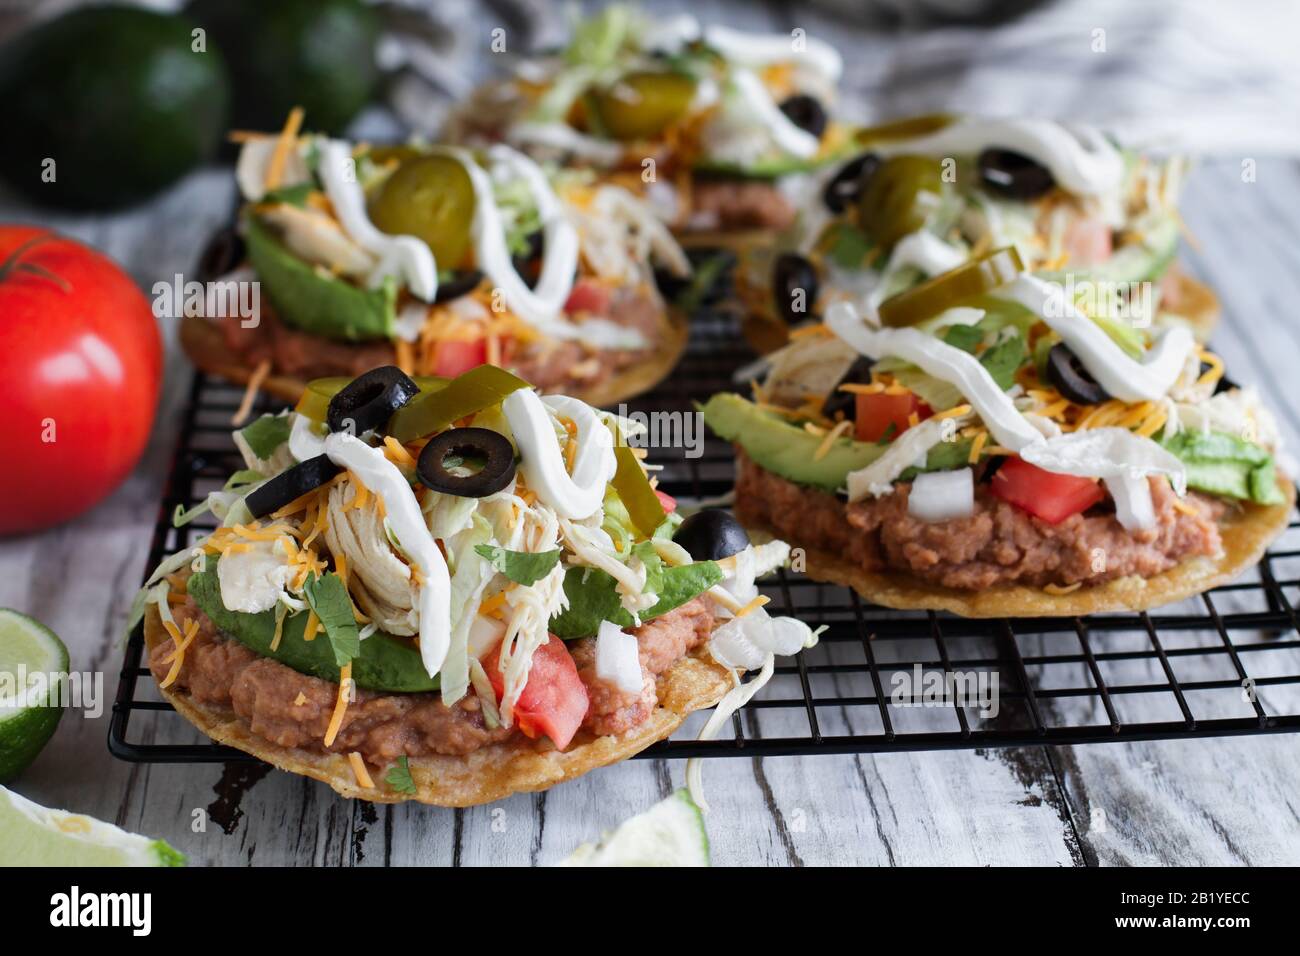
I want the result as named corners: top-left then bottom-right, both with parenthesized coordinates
top-left (595, 621), bottom-right (643, 693)
top-left (907, 468), bottom-right (975, 522)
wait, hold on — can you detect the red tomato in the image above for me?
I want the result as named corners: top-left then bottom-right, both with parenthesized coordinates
top-left (654, 489), bottom-right (677, 513)
top-left (432, 338), bottom-right (486, 377)
top-left (0, 227), bottom-right (161, 536)
top-left (990, 457), bottom-right (1105, 524)
top-left (564, 278), bottom-right (611, 316)
top-left (854, 391), bottom-right (932, 443)
top-left (1062, 215), bottom-right (1113, 268)
top-left (485, 635), bottom-right (589, 751)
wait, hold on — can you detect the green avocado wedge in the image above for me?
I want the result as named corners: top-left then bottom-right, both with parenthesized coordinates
top-left (244, 215), bottom-right (397, 341)
top-left (1162, 429), bottom-right (1286, 506)
top-left (187, 562), bottom-right (437, 692)
top-left (700, 392), bottom-right (974, 493)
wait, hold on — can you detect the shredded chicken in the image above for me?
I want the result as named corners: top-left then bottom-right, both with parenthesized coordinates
top-left (322, 478), bottom-right (418, 635)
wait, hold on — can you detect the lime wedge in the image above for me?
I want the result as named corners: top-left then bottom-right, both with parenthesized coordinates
top-left (559, 790), bottom-right (710, 867)
top-left (0, 609), bottom-right (69, 782)
top-left (0, 785), bottom-right (185, 866)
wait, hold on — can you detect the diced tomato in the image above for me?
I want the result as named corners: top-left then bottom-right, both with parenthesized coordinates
top-left (989, 456), bottom-right (1105, 524)
top-left (1062, 216), bottom-right (1113, 268)
top-left (433, 338), bottom-right (486, 377)
top-left (485, 635), bottom-right (589, 751)
top-left (854, 391), bottom-right (932, 443)
top-left (654, 489), bottom-right (677, 513)
top-left (564, 278), bottom-right (611, 316)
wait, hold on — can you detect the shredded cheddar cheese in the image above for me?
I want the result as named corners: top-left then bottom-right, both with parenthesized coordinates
top-left (264, 106), bottom-right (305, 191)
top-left (813, 419), bottom-right (853, 461)
top-left (1043, 582), bottom-right (1083, 595)
top-left (734, 594), bottom-right (771, 618)
top-left (304, 609), bottom-right (321, 642)
top-left (324, 663), bottom-right (352, 748)
top-left (231, 359), bottom-right (272, 427)
top-left (159, 619), bottom-right (200, 689)
top-left (347, 753), bottom-right (375, 789)
top-left (968, 430), bottom-right (988, 464)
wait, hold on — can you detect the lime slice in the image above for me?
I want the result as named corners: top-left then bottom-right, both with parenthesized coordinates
top-left (0, 785), bottom-right (185, 866)
top-left (0, 609), bottom-right (69, 782)
top-left (559, 790), bottom-right (710, 867)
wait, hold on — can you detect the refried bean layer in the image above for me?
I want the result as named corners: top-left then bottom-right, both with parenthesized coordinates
top-left (150, 596), bottom-right (715, 766)
top-left (734, 450), bottom-right (1224, 590)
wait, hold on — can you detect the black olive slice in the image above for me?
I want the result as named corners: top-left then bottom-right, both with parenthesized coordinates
top-left (821, 355), bottom-right (876, 421)
top-left (823, 152), bottom-right (881, 213)
top-left (417, 427), bottom-right (517, 498)
top-left (244, 455), bottom-right (342, 519)
top-left (978, 148), bottom-right (1056, 200)
top-left (772, 253), bottom-right (820, 324)
top-left (434, 269), bottom-right (484, 303)
top-left (197, 224), bottom-right (245, 283)
top-left (1046, 343), bottom-right (1111, 405)
top-left (672, 509), bottom-right (751, 562)
top-left (778, 94), bottom-right (828, 139)
top-left (326, 366), bottom-right (419, 436)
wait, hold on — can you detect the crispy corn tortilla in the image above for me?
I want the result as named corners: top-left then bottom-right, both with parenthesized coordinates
top-left (737, 258), bottom-right (1223, 355)
top-left (144, 603), bottom-right (732, 806)
top-left (739, 478), bottom-right (1293, 618)
top-left (180, 304), bottom-right (689, 409)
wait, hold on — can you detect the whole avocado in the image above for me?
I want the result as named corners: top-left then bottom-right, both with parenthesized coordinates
top-left (0, 5), bottom-right (228, 209)
top-left (187, 0), bottom-right (380, 135)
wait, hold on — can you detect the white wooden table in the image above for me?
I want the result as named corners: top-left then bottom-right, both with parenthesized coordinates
top-left (4, 0), bottom-right (1300, 866)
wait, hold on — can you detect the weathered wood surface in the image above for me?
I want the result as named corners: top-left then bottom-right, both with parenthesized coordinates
top-left (2, 0), bottom-right (1298, 866)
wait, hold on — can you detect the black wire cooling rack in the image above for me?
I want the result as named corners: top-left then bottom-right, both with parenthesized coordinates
top-left (109, 263), bottom-right (1300, 764)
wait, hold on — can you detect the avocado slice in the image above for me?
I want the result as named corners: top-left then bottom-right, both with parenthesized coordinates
top-left (702, 393), bottom-right (879, 491)
top-left (244, 214), bottom-right (396, 341)
top-left (188, 562), bottom-right (437, 692)
top-left (1162, 429), bottom-right (1285, 506)
top-left (701, 392), bottom-right (971, 492)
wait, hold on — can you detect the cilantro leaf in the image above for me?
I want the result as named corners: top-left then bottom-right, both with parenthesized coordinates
top-left (548, 559), bottom-right (723, 639)
top-left (239, 414), bottom-right (291, 459)
top-left (262, 183), bottom-right (313, 208)
top-left (303, 573), bottom-right (360, 667)
top-left (979, 331), bottom-right (1027, 390)
top-left (941, 324), bottom-right (982, 353)
top-left (474, 545), bottom-right (563, 586)
top-left (825, 223), bottom-right (874, 270)
top-left (385, 757), bottom-right (417, 795)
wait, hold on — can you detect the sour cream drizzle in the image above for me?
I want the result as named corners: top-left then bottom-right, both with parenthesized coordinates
top-left (879, 118), bottom-right (1125, 197)
top-left (433, 145), bottom-right (582, 336)
top-left (317, 140), bottom-right (437, 302)
top-left (322, 432), bottom-right (452, 678)
top-left (502, 390), bottom-right (616, 520)
top-left (730, 69), bottom-right (820, 159)
top-left (826, 302), bottom-right (1187, 530)
top-left (704, 24), bottom-right (844, 84)
top-left (994, 274), bottom-right (1195, 402)
top-left (826, 302), bottom-right (1043, 452)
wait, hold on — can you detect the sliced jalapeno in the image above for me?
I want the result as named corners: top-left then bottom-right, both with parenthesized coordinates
top-left (610, 445), bottom-right (665, 539)
top-left (855, 113), bottom-right (954, 145)
top-left (877, 246), bottom-right (1024, 328)
top-left (387, 365), bottom-right (530, 443)
top-left (295, 375), bottom-right (447, 425)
